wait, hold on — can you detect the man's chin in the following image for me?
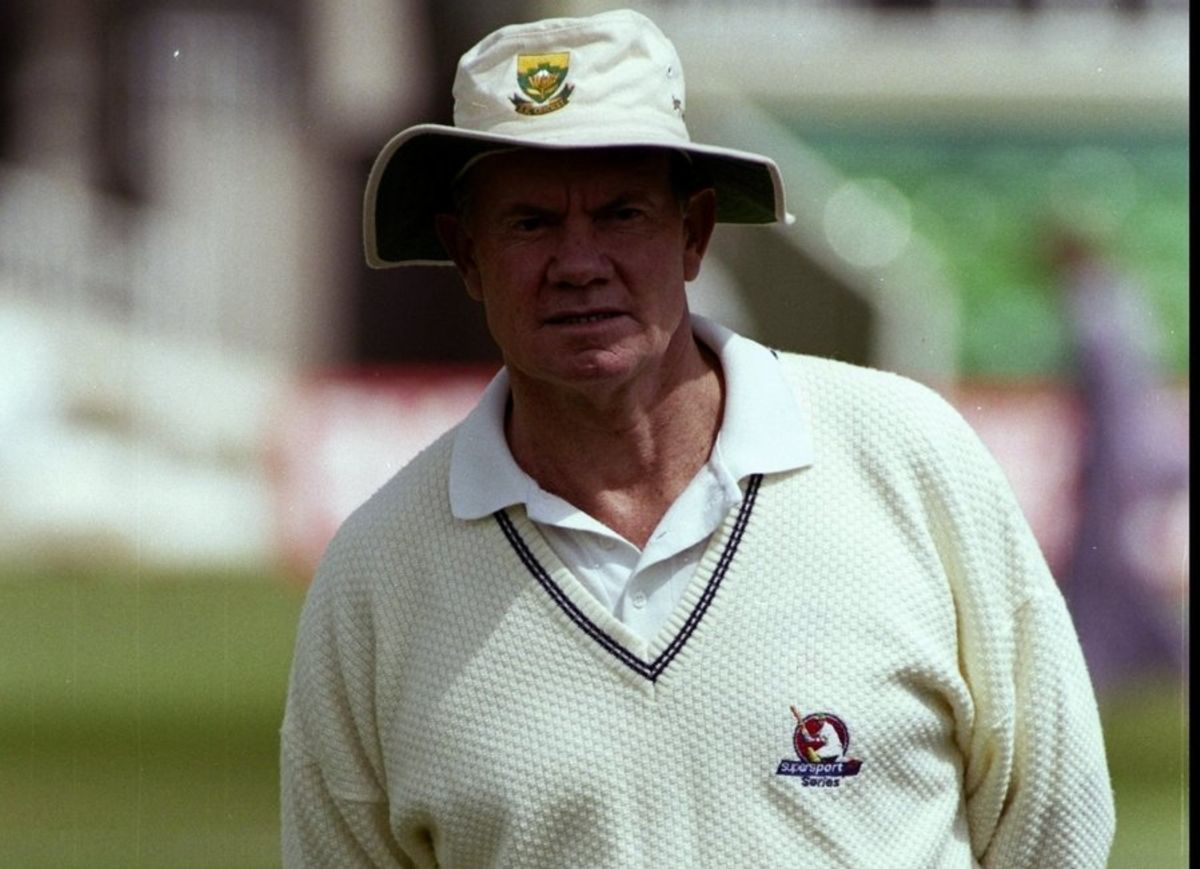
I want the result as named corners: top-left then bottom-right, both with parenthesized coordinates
top-left (516, 345), bottom-right (648, 394)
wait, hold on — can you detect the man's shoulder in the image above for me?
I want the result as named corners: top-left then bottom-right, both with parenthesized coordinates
top-left (774, 352), bottom-right (957, 421)
top-left (771, 351), bottom-right (989, 465)
top-left (319, 428), bottom-right (459, 568)
top-left (299, 424), bottom-right (499, 638)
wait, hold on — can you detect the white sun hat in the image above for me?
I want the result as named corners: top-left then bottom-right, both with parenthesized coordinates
top-left (363, 8), bottom-right (793, 268)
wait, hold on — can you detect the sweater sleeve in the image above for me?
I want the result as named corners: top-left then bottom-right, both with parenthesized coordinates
top-left (281, 731), bottom-right (411, 868)
top-left (915, 389), bottom-right (1115, 867)
top-left (979, 581), bottom-right (1116, 867)
top-left (280, 542), bottom-right (413, 869)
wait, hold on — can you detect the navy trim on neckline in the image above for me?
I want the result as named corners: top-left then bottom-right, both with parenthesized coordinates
top-left (494, 474), bottom-right (762, 682)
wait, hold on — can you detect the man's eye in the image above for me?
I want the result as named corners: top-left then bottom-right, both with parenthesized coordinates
top-left (611, 207), bottom-right (643, 221)
top-left (513, 217), bottom-right (544, 232)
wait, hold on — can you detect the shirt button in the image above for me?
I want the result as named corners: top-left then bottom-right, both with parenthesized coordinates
top-left (631, 591), bottom-right (647, 609)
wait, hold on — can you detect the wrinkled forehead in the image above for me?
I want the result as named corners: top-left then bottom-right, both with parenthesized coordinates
top-left (459, 146), bottom-right (678, 207)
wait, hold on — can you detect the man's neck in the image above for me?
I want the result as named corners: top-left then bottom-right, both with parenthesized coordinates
top-left (505, 337), bottom-right (724, 549)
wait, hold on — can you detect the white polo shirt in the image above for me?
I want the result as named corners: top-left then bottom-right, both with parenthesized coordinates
top-left (449, 315), bottom-right (813, 642)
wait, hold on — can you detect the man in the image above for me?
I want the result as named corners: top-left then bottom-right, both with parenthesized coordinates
top-left (282, 10), bottom-right (1114, 867)
top-left (1048, 230), bottom-right (1186, 689)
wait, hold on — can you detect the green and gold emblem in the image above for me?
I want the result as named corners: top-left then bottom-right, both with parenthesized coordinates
top-left (510, 52), bottom-right (573, 115)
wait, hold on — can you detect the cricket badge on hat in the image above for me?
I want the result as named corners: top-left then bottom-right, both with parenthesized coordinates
top-left (511, 52), bottom-right (574, 115)
top-left (776, 705), bottom-right (864, 788)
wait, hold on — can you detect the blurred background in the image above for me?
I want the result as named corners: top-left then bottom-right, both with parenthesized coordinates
top-left (0, 0), bottom-right (1187, 866)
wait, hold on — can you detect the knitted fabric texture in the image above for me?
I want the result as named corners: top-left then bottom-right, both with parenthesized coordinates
top-left (281, 353), bottom-right (1114, 868)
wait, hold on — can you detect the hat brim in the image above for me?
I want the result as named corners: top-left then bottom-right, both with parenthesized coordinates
top-left (363, 123), bottom-right (792, 268)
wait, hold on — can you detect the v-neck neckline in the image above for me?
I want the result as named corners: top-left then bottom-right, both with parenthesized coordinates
top-left (493, 474), bottom-right (763, 683)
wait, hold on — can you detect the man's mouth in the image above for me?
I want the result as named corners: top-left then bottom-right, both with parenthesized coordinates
top-left (546, 311), bottom-right (622, 325)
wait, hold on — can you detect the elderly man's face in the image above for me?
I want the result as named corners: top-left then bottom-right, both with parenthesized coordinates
top-left (440, 148), bottom-right (715, 396)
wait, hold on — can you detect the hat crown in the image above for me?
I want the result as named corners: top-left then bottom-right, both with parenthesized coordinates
top-left (364, 9), bottom-right (789, 266)
top-left (450, 9), bottom-right (690, 147)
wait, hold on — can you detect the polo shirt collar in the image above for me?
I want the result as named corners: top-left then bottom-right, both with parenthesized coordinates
top-left (449, 314), bottom-right (813, 521)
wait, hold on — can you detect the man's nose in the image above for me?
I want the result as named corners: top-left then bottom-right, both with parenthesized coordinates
top-left (546, 219), bottom-right (612, 288)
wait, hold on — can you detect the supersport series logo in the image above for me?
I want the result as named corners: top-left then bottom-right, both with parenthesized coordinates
top-left (776, 706), bottom-right (863, 788)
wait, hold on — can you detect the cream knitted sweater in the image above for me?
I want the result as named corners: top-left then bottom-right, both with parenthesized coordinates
top-left (281, 353), bottom-right (1114, 868)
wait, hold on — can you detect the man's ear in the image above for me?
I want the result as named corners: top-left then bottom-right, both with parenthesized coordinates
top-left (434, 213), bottom-right (484, 301)
top-left (682, 187), bottom-right (717, 282)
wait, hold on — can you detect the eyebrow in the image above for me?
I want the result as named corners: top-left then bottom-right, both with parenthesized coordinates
top-left (495, 190), bottom-right (658, 219)
top-left (498, 203), bottom-right (557, 217)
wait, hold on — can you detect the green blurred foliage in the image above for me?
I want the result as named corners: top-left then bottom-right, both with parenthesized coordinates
top-left (0, 569), bottom-right (1187, 867)
top-left (795, 124), bottom-right (1189, 377)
